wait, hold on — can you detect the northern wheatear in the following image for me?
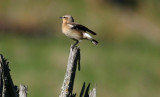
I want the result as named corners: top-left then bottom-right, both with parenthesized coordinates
top-left (60, 15), bottom-right (98, 47)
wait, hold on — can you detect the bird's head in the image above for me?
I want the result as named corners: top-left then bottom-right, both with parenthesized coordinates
top-left (60, 15), bottom-right (74, 23)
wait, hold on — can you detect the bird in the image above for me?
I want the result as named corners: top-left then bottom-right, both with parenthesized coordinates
top-left (60, 14), bottom-right (98, 47)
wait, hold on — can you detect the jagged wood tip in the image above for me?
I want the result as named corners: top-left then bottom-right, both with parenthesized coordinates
top-left (19, 85), bottom-right (28, 97)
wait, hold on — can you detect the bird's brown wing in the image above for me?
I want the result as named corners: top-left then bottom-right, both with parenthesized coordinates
top-left (68, 22), bottom-right (97, 35)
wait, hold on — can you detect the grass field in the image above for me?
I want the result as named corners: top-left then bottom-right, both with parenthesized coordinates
top-left (0, 35), bottom-right (160, 97)
top-left (1, 0), bottom-right (160, 97)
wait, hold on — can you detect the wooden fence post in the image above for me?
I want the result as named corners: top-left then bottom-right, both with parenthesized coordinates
top-left (0, 54), bottom-right (18, 97)
top-left (59, 45), bottom-right (96, 97)
top-left (59, 45), bottom-right (80, 97)
top-left (0, 54), bottom-right (27, 97)
top-left (19, 85), bottom-right (28, 97)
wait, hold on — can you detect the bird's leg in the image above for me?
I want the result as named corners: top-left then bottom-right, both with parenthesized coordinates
top-left (72, 40), bottom-right (79, 48)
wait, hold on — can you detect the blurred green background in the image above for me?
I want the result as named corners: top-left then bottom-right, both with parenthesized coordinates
top-left (0, 0), bottom-right (160, 97)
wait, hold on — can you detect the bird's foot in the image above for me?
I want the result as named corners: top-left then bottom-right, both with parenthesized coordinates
top-left (71, 44), bottom-right (76, 49)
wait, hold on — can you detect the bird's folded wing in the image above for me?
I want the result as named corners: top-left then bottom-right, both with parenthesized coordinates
top-left (68, 22), bottom-right (96, 35)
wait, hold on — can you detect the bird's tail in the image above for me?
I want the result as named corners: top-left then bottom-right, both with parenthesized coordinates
top-left (91, 39), bottom-right (98, 45)
top-left (83, 33), bottom-right (98, 45)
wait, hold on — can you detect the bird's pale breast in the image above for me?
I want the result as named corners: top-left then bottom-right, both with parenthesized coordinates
top-left (62, 24), bottom-right (83, 40)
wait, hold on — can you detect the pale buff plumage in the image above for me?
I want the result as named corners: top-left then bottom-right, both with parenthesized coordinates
top-left (60, 15), bottom-right (98, 46)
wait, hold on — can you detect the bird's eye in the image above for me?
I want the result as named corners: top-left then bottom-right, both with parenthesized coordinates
top-left (64, 17), bottom-right (68, 19)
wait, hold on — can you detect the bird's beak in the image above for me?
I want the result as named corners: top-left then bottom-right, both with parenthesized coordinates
top-left (60, 17), bottom-right (62, 19)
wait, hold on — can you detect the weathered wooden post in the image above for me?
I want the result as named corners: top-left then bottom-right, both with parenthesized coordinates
top-left (59, 45), bottom-right (96, 97)
top-left (0, 54), bottom-right (18, 97)
top-left (19, 85), bottom-right (28, 97)
top-left (0, 54), bottom-right (27, 97)
top-left (59, 45), bottom-right (80, 97)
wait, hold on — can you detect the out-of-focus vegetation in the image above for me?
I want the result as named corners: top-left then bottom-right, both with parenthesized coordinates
top-left (0, 0), bottom-right (160, 97)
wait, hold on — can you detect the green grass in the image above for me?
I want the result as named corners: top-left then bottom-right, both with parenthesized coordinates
top-left (0, 35), bottom-right (160, 97)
